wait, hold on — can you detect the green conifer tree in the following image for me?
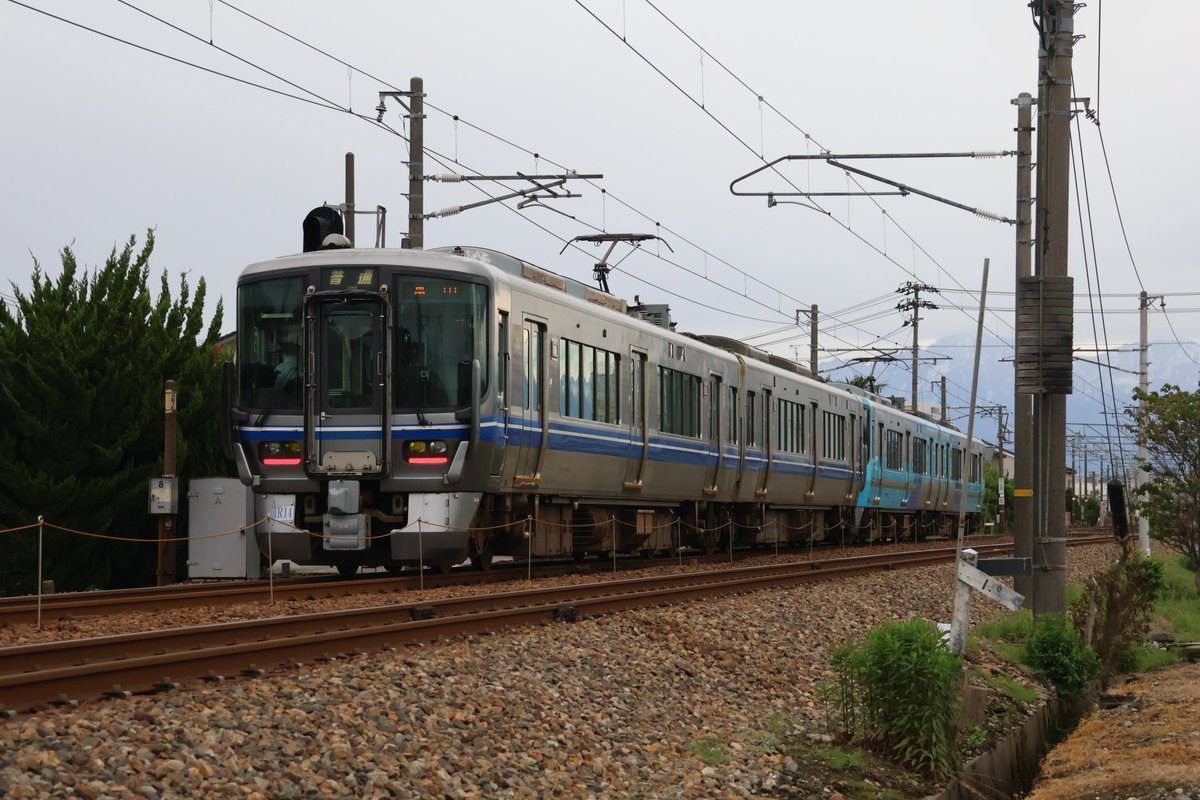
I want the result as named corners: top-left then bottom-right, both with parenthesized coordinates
top-left (0, 232), bottom-right (225, 595)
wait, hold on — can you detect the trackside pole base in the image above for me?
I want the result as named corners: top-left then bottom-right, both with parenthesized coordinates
top-left (949, 549), bottom-right (978, 656)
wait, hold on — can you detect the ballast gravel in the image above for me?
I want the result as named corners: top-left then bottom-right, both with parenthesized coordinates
top-left (0, 543), bottom-right (1118, 799)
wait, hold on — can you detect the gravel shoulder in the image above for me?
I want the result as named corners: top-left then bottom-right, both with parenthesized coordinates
top-left (1027, 661), bottom-right (1200, 800)
top-left (0, 543), bottom-right (1118, 799)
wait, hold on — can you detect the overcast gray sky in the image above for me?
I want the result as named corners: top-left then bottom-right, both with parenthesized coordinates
top-left (3, 1), bottom-right (1196, 459)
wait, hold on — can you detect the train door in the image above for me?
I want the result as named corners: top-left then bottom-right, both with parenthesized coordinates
top-left (848, 411), bottom-right (861, 499)
top-left (624, 350), bottom-right (648, 488)
top-left (732, 357), bottom-right (748, 493)
top-left (757, 388), bottom-right (773, 497)
top-left (514, 319), bottom-right (546, 482)
top-left (872, 422), bottom-right (885, 500)
top-left (304, 295), bottom-right (390, 476)
top-left (704, 373), bottom-right (723, 493)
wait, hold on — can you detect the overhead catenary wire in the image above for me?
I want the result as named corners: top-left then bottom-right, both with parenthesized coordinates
top-left (1070, 123), bottom-right (1123, 476)
top-left (16, 0), bottom-right (1022, 419)
top-left (598, 0), bottom-right (1020, 343)
top-left (573, 0), bottom-right (1017, 409)
top-left (198, 0), bottom-right (965, 379)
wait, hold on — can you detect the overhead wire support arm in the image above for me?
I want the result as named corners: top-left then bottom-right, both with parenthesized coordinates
top-left (729, 151), bottom-right (1017, 225)
top-left (424, 172), bottom-right (603, 219)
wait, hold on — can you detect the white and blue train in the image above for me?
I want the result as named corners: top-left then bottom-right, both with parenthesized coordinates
top-left (221, 216), bottom-right (988, 575)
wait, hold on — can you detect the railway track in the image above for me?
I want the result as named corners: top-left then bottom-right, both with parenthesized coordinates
top-left (0, 536), bottom-right (1013, 626)
top-left (0, 535), bottom-right (1111, 713)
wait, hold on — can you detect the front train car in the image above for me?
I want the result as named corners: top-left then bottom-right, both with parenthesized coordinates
top-left (224, 243), bottom-right (497, 576)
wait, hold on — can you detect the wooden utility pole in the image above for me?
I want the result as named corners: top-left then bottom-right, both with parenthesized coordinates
top-left (1012, 92), bottom-right (1036, 603)
top-left (156, 380), bottom-right (178, 586)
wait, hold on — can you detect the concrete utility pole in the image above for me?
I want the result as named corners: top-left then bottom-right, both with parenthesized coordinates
top-left (406, 76), bottom-right (425, 250)
top-left (345, 152), bottom-right (356, 246)
top-left (897, 282), bottom-right (939, 413)
top-left (993, 406), bottom-right (1009, 529)
top-left (1025, 0), bottom-right (1075, 616)
top-left (1137, 289), bottom-right (1155, 555)
top-left (940, 377), bottom-right (948, 424)
top-left (1012, 92), bottom-right (1036, 604)
top-left (379, 78), bottom-right (426, 249)
top-left (810, 305), bottom-right (819, 377)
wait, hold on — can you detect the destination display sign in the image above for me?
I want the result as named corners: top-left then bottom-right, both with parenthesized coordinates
top-left (322, 267), bottom-right (376, 290)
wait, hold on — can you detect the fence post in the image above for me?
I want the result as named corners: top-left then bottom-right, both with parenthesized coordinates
top-left (267, 521), bottom-right (274, 606)
top-left (36, 515), bottom-right (44, 632)
top-left (418, 520), bottom-right (424, 591)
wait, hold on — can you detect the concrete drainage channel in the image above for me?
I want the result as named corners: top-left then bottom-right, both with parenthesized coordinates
top-left (936, 695), bottom-right (1090, 800)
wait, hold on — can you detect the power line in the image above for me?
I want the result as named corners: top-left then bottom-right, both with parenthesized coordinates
top-left (201, 0), bottom-right (967, 378)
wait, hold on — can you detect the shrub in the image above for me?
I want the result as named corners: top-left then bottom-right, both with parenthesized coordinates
top-left (1025, 613), bottom-right (1100, 696)
top-left (829, 619), bottom-right (963, 777)
top-left (1069, 541), bottom-right (1166, 686)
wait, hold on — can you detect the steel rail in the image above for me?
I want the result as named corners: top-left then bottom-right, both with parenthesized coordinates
top-left (0, 536), bottom-right (1031, 625)
top-left (0, 536), bottom-right (1111, 713)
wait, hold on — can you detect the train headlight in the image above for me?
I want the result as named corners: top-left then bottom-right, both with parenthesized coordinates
top-left (405, 440), bottom-right (449, 464)
top-left (260, 441), bottom-right (302, 466)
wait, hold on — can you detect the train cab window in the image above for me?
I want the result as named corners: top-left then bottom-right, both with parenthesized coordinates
top-left (237, 276), bottom-right (304, 410)
top-left (394, 278), bottom-right (487, 410)
top-left (323, 309), bottom-right (378, 409)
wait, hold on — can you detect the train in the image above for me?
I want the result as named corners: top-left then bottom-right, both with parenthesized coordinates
top-left (221, 209), bottom-right (989, 576)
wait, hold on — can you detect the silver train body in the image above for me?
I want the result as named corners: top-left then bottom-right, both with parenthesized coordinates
top-left (223, 245), bottom-right (988, 574)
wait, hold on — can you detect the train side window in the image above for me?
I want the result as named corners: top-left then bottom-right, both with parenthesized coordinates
top-left (581, 344), bottom-right (595, 420)
top-left (710, 376), bottom-right (722, 443)
top-left (799, 404), bottom-right (806, 454)
top-left (885, 430), bottom-right (903, 471)
top-left (729, 387), bottom-right (739, 445)
top-left (746, 391), bottom-right (757, 447)
top-left (630, 353), bottom-right (644, 429)
top-left (779, 398), bottom-right (802, 453)
top-left (763, 390), bottom-right (772, 452)
top-left (523, 327), bottom-right (529, 409)
top-left (525, 324), bottom-right (543, 413)
top-left (660, 366), bottom-right (700, 437)
top-left (823, 411), bottom-right (846, 461)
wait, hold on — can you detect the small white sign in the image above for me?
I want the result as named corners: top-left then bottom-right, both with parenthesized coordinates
top-left (265, 494), bottom-right (297, 532)
top-left (957, 561), bottom-right (1025, 612)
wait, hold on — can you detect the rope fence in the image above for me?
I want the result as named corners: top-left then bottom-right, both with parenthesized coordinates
top-left (8, 506), bottom-right (982, 628)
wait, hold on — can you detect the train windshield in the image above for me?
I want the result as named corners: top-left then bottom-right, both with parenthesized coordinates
top-left (238, 276), bottom-right (305, 410)
top-left (394, 276), bottom-right (487, 410)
